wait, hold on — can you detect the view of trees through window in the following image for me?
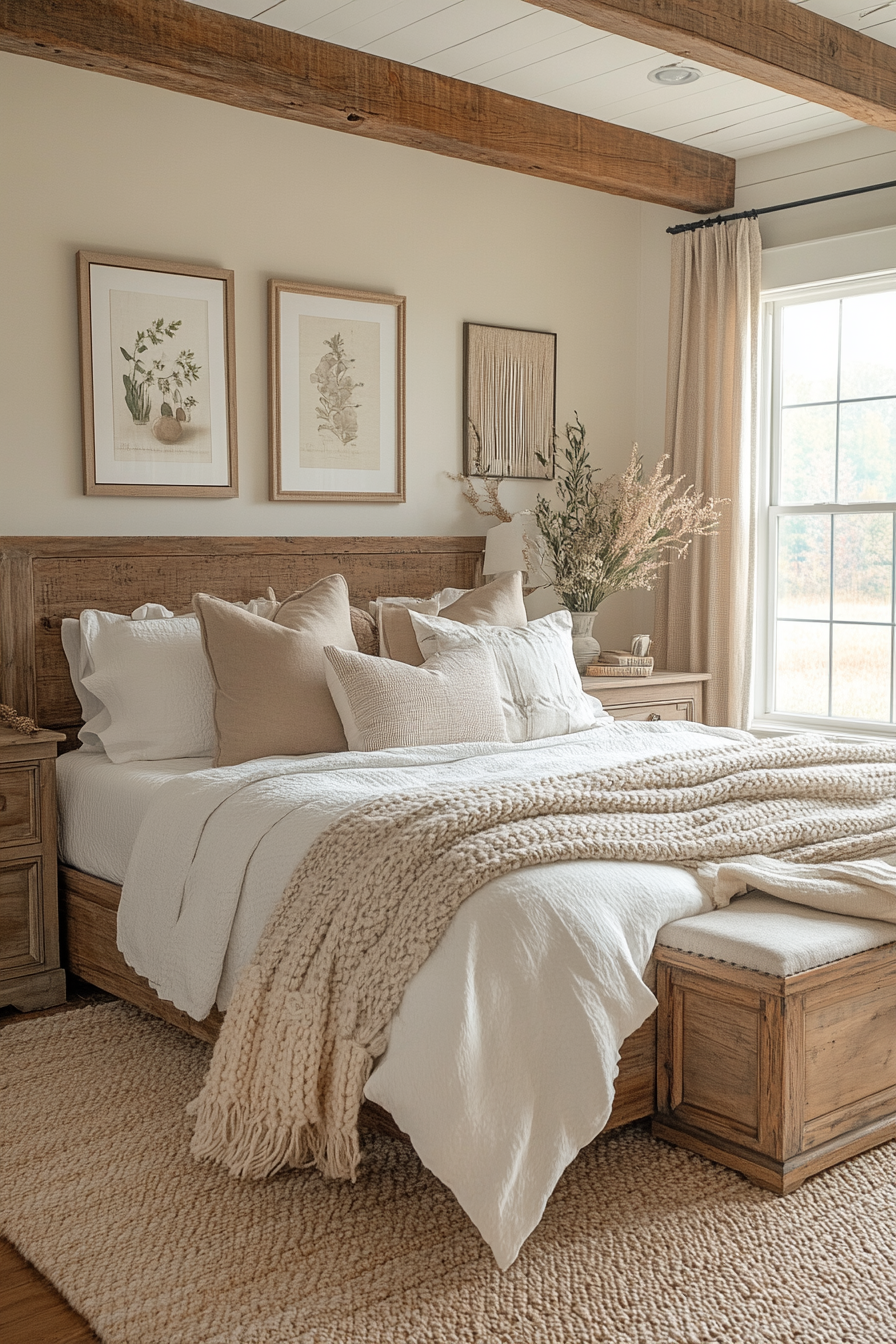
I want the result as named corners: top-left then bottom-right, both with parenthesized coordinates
top-left (771, 284), bottom-right (896, 724)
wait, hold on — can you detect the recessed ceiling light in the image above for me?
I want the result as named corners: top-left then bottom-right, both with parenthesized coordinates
top-left (648, 63), bottom-right (701, 85)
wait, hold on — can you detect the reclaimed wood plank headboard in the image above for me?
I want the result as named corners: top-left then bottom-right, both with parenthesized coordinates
top-left (0, 535), bottom-right (485, 748)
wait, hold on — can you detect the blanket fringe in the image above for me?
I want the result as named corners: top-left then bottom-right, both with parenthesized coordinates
top-left (189, 1097), bottom-right (314, 1179)
top-left (189, 1032), bottom-right (371, 1181)
top-left (309, 1123), bottom-right (362, 1182)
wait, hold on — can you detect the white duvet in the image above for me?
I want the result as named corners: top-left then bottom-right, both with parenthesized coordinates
top-left (118, 720), bottom-right (746, 1267)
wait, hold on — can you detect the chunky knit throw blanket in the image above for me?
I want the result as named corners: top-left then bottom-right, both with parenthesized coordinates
top-left (189, 737), bottom-right (896, 1181)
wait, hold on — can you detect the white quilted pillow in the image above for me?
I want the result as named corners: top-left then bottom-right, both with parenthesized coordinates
top-left (409, 608), bottom-right (610, 743)
top-left (78, 609), bottom-right (215, 762)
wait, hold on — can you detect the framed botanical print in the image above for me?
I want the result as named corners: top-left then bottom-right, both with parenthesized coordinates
top-left (77, 251), bottom-right (238, 497)
top-left (463, 322), bottom-right (556, 479)
top-left (269, 280), bottom-right (406, 502)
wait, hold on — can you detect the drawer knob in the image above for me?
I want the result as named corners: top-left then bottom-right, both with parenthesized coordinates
top-left (647, 713), bottom-right (661, 722)
top-left (0, 794), bottom-right (5, 811)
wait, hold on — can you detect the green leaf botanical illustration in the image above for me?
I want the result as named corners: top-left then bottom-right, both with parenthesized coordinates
top-left (310, 332), bottom-right (363, 445)
top-left (119, 317), bottom-right (201, 426)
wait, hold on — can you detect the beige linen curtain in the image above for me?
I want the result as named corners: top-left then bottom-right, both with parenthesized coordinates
top-left (654, 216), bottom-right (762, 729)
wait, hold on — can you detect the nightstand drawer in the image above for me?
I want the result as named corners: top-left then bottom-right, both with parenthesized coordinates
top-left (609, 699), bottom-right (695, 723)
top-left (582, 671), bottom-right (709, 725)
top-left (0, 764), bottom-right (40, 846)
top-left (0, 726), bottom-right (65, 1012)
top-left (0, 858), bottom-right (42, 971)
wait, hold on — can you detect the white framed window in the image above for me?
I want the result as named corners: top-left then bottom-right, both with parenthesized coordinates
top-left (755, 271), bottom-right (896, 737)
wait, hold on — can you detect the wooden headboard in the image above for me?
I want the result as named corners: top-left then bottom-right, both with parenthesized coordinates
top-left (0, 535), bottom-right (485, 748)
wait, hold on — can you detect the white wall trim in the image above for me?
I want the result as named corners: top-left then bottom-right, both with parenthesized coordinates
top-left (762, 222), bottom-right (896, 292)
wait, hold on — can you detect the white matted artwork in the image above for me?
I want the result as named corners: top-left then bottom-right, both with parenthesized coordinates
top-left (270, 280), bottom-right (405, 502)
top-left (77, 251), bottom-right (237, 497)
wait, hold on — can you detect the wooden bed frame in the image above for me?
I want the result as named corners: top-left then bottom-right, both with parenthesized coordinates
top-left (0, 534), bottom-right (656, 1139)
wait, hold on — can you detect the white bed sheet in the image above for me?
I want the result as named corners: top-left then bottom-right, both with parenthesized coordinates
top-left (56, 750), bottom-right (213, 884)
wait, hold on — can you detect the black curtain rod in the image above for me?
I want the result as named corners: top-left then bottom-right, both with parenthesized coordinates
top-left (666, 177), bottom-right (896, 235)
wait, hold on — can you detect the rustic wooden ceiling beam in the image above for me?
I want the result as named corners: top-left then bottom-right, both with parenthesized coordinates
top-left (0, 0), bottom-right (733, 213)
top-left (534, 0), bottom-right (896, 132)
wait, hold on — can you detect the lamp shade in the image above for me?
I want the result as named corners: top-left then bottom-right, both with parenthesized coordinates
top-left (482, 517), bottom-right (526, 576)
top-left (483, 512), bottom-right (555, 586)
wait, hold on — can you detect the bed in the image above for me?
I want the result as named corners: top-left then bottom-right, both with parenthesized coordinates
top-left (12, 534), bottom-right (891, 1269)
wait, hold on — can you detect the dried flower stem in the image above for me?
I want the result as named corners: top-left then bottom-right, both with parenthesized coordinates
top-left (449, 422), bottom-right (513, 524)
top-left (534, 416), bottom-right (725, 612)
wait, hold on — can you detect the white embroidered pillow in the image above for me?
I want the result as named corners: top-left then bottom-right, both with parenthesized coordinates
top-left (409, 609), bottom-right (608, 743)
top-left (323, 645), bottom-right (509, 751)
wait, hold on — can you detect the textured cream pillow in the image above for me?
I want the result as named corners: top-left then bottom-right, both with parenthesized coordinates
top-left (323, 645), bottom-right (510, 751)
top-left (409, 609), bottom-right (608, 743)
top-left (193, 574), bottom-right (357, 766)
top-left (438, 571), bottom-right (528, 628)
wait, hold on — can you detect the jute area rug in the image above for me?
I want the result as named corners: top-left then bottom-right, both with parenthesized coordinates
top-left (2, 1003), bottom-right (895, 1344)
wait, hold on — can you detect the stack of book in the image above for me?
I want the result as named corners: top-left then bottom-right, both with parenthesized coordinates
top-left (585, 649), bottom-right (654, 677)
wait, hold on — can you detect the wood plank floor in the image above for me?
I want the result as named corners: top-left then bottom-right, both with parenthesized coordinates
top-left (1, 985), bottom-right (107, 1344)
top-left (0, 1241), bottom-right (97, 1344)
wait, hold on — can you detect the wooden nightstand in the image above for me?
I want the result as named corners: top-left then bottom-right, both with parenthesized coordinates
top-left (582, 670), bottom-right (710, 724)
top-left (0, 726), bottom-right (66, 1012)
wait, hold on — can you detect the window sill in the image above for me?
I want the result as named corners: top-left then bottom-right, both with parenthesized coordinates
top-left (750, 713), bottom-right (896, 742)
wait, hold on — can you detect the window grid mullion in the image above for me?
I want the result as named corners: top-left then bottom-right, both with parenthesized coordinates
top-left (781, 393), bottom-right (896, 411)
top-left (828, 302), bottom-right (842, 719)
top-left (827, 514), bottom-right (834, 719)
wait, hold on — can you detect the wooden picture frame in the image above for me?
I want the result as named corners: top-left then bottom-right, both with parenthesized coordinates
top-left (269, 280), bottom-right (406, 502)
top-left (77, 251), bottom-right (238, 497)
top-left (463, 323), bottom-right (556, 479)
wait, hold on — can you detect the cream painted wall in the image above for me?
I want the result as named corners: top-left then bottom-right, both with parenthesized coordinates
top-left (0, 51), bottom-right (648, 558)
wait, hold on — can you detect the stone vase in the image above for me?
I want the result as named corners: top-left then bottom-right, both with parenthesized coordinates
top-left (569, 611), bottom-right (601, 674)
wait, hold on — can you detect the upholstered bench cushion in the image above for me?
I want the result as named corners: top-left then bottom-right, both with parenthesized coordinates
top-left (657, 892), bottom-right (896, 976)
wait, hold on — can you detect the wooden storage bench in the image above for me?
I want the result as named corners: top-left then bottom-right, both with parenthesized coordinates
top-left (653, 892), bottom-right (896, 1194)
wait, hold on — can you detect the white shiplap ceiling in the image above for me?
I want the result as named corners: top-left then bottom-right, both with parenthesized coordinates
top-left (195, 0), bottom-right (892, 158)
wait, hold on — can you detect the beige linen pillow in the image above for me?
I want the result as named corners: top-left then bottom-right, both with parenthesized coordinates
top-left (193, 574), bottom-right (357, 766)
top-left (374, 598), bottom-right (440, 666)
top-left (376, 572), bottom-right (529, 667)
top-left (323, 644), bottom-right (510, 751)
top-left (438, 571), bottom-right (527, 628)
top-left (273, 575), bottom-right (356, 643)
